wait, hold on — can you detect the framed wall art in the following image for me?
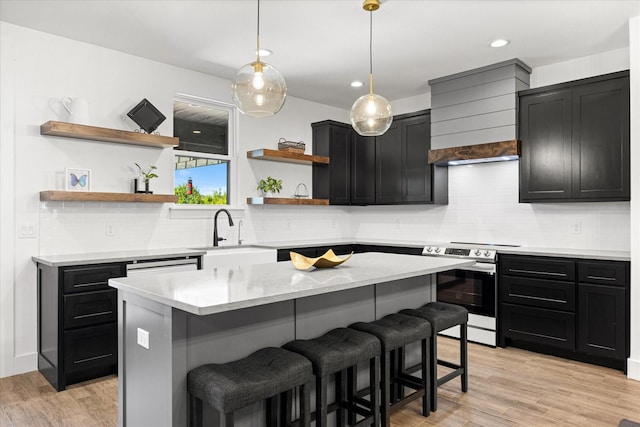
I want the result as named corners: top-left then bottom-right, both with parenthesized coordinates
top-left (65, 168), bottom-right (91, 192)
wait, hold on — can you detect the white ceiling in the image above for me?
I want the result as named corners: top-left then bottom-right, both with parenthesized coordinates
top-left (1, 0), bottom-right (638, 109)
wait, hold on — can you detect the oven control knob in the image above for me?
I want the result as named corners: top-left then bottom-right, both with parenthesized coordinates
top-left (474, 249), bottom-right (481, 256)
top-left (434, 247), bottom-right (441, 253)
top-left (484, 250), bottom-right (491, 257)
top-left (425, 247), bottom-right (433, 253)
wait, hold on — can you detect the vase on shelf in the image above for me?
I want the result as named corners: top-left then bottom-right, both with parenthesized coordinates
top-left (133, 178), bottom-right (153, 194)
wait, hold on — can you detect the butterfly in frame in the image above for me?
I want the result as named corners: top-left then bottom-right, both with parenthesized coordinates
top-left (70, 173), bottom-right (88, 188)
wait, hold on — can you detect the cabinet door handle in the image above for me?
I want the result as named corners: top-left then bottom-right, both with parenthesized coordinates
top-left (73, 310), bottom-right (113, 320)
top-left (586, 275), bottom-right (616, 282)
top-left (74, 353), bottom-right (113, 364)
top-left (73, 281), bottom-right (107, 288)
top-left (509, 269), bottom-right (567, 277)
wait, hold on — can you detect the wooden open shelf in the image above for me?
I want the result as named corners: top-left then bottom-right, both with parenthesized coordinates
top-left (40, 191), bottom-right (177, 203)
top-left (41, 121), bottom-right (179, 148)
top-left (247, 149), bottom-right (329, 165)
top-left (246, 197), bottom-right (329, 206)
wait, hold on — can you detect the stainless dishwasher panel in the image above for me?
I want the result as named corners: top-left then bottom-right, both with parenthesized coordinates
top-left (126, 258), bottom-right (199, 276)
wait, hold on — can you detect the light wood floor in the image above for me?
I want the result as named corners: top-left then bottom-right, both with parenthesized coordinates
top-left (1, 338), bottom-right (639, 426)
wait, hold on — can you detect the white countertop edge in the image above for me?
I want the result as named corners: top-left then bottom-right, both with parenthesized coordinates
top-left (32, 248), bottom-right (206, 267)
top-left (110, 255), bottom-right (475, 316)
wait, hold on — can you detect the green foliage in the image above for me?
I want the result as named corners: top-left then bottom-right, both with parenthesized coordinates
top-left (135, 163), bottom-right (158, 183)
top-left (257, 176), bottom-right (283, 193)
top-left (175, 183), bottom-right (227, 205)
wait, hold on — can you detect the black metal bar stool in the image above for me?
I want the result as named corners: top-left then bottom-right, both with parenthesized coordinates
top-left (187, 347), bottom-right (313, 427)
top-left (349, 313), bottom-right (431, 426)
top-left (401, 301), bottom-right (468, 411)
top-left (283, 327), bottom-right (380, 427)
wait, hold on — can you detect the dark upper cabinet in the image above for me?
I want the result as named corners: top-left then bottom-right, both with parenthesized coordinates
top-left (519, 71), bottom-right (629, 203)
top-left (312, 120), bottom-right (351, 205)
top-left (375, 120), bottom-right (403, 204)
top-left (350, 132), bottom-right (376, 205)
top-left (313, 110), bottom-right (447, 205)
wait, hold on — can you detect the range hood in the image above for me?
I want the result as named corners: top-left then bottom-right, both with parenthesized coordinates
top-left (427, 59), bottom-right (531, 165)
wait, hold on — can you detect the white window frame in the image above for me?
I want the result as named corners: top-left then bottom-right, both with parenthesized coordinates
top-left (171, 93), bottom-right (241, 214)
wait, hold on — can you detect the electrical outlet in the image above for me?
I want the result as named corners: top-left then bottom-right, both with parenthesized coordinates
top-left (105, 223), bottom-right (115, 236)
top-left (572, 220), bottom-right (582, 234)
top-left (17, 223), bottom-right (37, 238)
top-left (137, 328), bottom-right (150, 349)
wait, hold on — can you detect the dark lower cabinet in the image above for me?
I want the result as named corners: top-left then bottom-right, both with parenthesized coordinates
top-left (38, 262), bottom-right (126, 391)
top-left (519, 70), bottom-right (630, 202)
top-left (499, 254), bottom-right (629, 371)
top-left (577, 283), bottom-right (625, 359)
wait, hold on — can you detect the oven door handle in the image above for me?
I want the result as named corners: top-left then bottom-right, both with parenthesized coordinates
top-left (459, 263), bottom-right (496, 274)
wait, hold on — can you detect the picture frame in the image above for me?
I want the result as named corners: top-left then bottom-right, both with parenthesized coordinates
top-left (65, 168), bottom-right (91, 192)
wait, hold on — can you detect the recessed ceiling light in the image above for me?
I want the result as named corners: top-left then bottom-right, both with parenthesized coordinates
top-left (192, 130), bottom-right (202, 134)
top-left (490, 39), bottom-right (510, 48)
top-left (350, 80), bottom-right (364, 88)
top-left (256, 49), bottom-right (273, 57)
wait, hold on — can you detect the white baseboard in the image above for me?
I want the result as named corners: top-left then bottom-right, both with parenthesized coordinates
top-left (6, 353), bottom-right (37, 378)
top-left (628, 357), bottom-right (640, 381)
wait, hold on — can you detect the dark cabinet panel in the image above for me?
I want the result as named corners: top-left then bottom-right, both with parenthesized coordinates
top-left (375, 121), bottom-right (403, 204)
top-left (502, 303), bottom-right (575, 350)
top-left (64, 289), bottom-right (117, 329)
top-left (500, 256), bottom-right (575, 281)
top-left (403, 113), bottom-right (433, 203)
top-left (63, 323), bottom-right (117, 373)
top-left (501, 275), bottom-right (575, 311)
top-left (519, 89), bottom-right (572, 201)
top-left (63, 263), bottom-right (126, 293)
top-left (571, 78), bottom-right (630, 200)
top-left (578, 260), bottom-right (627, 287)
top-left (311, 120), bottom-right (351, 204)
top-left (577, 283), bottom-right (626, 359)
top-left (519, 71), bottom-right (630, 203)
top-left (350, 133), bottom-right (376, 205)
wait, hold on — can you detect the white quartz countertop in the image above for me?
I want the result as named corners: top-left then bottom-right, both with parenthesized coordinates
top-left (32, 248), bottom-right (206, 267)
top-left (108, 253), bottom-right (474, 316)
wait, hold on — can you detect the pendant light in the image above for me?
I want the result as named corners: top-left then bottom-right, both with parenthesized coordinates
top-left (231, 0), bottom-right (286, 117)
top-left (350, 0), bottom-right (393, 136)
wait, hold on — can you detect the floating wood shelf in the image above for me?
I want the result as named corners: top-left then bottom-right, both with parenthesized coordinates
top-left (428, 140), bottom-right (520, 164)
top-left (41, 121), bottom-right (179, 148)
top-left (247, 149), bottom-right (329, 165)
top-left (246, 197), bottom-right (329, 206)
top-left (40, 191), bottom-right (177, 203)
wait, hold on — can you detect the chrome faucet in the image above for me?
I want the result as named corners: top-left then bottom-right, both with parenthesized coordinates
top-left (213, 209), bottom-right (234, 247)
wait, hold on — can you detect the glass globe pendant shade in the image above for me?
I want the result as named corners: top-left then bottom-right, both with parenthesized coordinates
top-left (350, 92), bottom-right (393, 136)
top-left (232, 60), bottom-right (287, 117)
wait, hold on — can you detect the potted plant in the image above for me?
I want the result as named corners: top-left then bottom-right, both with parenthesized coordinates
top-left (134, 163), bottom-right (158, 194)
top-left (257, 176), bottom-right (283, 197)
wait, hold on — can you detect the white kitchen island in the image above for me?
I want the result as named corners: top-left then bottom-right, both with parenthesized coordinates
top-left (109, 252), bottom-right (474, 427)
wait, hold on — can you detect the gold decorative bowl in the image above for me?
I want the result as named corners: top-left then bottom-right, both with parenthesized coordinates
top-left (290, 249), bottom-right (353, 271)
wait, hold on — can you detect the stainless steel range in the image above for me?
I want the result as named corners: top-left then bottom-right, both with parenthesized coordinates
top-left (422, 242), bottom-right (514, 347)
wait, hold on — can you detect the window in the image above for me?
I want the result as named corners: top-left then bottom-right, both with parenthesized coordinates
top-left (173, 95), bottom-right (237, 206)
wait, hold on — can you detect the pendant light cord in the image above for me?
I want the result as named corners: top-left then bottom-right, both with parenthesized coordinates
top-left (369, 10), bottom-right (374, 95)
top-left (256, 0), bottom-right (261, 61)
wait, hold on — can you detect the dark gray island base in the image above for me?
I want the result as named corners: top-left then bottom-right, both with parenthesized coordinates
top-left (109, 253), bottom-right (474, 427)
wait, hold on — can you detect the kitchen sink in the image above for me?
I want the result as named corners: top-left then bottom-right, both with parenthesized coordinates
top-left (190, 245), bottom-right (277, 269)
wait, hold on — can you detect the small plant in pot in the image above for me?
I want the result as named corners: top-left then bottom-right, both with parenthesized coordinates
top-left (257, 176), bottom-right (283, 197)
top-left (134, 163), bottom-right (158, 194)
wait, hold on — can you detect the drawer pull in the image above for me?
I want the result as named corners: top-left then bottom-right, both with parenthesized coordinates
top-left (74, 353), bottom-right (113, 364)
top-left (586, 275), bottom-right (616, 282)
top-left (509, 269), bottom-right (567, 277)
top-left (73, 281), bottom-right (107, 288)
top-left (509, 293), bottom-right (566, 304)
top-left (73, 310), bottom-right (113, 320)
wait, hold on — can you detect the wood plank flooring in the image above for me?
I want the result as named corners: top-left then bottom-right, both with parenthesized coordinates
top-left (1, 338), bottom-right (639, 426)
